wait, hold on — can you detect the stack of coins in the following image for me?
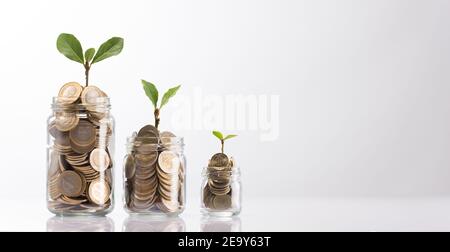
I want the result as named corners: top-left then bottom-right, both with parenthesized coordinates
top-left (125, 125), bottom-right (185, 214)
top-left (48, 82), bottom-right (113, 213)
top-left (203, 153), bottom-right (234, 210)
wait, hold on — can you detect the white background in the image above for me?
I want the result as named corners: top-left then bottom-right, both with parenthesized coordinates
top-left (0, 0), bottom-right (450, 231)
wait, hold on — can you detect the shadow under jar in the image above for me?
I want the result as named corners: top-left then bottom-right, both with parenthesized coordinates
top-left (201, 164), bottom-right (242, 217)
top-left (47, 97), bottom-right (115, 215)
top-left (124, 136), bottom-right (186, 216)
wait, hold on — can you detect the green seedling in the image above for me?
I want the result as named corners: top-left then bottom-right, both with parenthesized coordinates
top-left (57, 33), bottom-right (124, 86)
top-left (213, 131), bottom-right (238, 154)
top-left (142, 80), bottom-right (181, 129)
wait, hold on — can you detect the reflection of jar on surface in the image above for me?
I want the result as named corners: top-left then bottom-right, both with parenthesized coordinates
top-left (47, 96), bottom-right (114, 215)
top-left (201, 155), bottom-right (242, 217)
top-left (47, 216), bottom-right (115, 232)
top-left (201, 216), bottom-right (242, 232)
top-left (124, 134), bottom-right (186, 216)
top-left (123, 216), bottom-right (185, 232)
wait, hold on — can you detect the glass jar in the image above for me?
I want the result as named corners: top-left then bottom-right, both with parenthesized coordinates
top-left (47, 97), bottom-right (115, 215)
top-left (201, 162), bottom-right (242, 217)
top-left (124, 135), bottom-right (186, 216)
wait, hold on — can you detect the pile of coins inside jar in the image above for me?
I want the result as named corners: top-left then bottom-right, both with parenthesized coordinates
top-left (124, 125), bottom-right (185, 213)
top-left (203, 153), bottom-right (235, 210)
top-left (48, 82), bottom-right (113, 213)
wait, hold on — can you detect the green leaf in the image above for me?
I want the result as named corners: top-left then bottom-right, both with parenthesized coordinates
top-left (223, 134), bottom-right (238, 141)
top-left (92, 37), bottom-right (124, 64)
top-left (142, 80), bottom-right (159, 108)
top-left (84, 48), bottom-right (95, 64)
top-left (213, 131), bottom-right (224, 140)
top-left (57, 33), bottom-right (84, 64)
top-left (160, 85), bottom-right (181, 109)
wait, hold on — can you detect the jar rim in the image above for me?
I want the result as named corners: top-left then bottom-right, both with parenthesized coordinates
top-left (51, 97), bottom-right (111, 110)
top-left (202, 166), bottom-right (241, 176)
top-left (127, 135), bottom-right (184, 142)
top-left (126, 135), bottom-right (185, 148)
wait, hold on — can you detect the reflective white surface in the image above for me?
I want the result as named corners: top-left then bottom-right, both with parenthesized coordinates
top-left (2, 197), bottom-right (450, 231)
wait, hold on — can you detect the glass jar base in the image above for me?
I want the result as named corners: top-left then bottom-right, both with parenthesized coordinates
top-left (48, 205), bottom-right (114, 217)
top-left (127, 212), bottom-right (181, 218)
top-left (49, 210), bottom-right (112, 217)
top-left (125, 208), bottom-right (183, 217)
top-left (201, 209), bottom-right (240, 217)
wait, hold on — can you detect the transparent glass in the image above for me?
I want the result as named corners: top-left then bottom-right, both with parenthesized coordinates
top-left (123, 216), bottom-right (186, 232)
top-left (201, 165), bottom-right (242, 217)
top-left (47, 216), bottom-right (115, 232)
top-left (201, 216), bottom-right (242, 232)
top-left (124, 136), bottom-right (186, 216)
top-left (47, 97), bottom-right (115, 215)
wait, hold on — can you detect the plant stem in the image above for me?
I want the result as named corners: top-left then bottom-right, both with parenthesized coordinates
top-left (154, 108), bottom-right (160, 129)
top-left (221, 140), bottom-right (224, 154)
top-left (84, 63), bottom-right (91, 87)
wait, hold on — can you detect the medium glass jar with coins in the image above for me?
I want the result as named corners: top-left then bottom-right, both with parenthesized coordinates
top-left (47, 82), bottom-right (115, 215)
top-left (124, 125), bottom-right (186, 216)
top-left (201, 155), bottom-right (241, 216)
top-left (201, 131), bottom-right (242, 216)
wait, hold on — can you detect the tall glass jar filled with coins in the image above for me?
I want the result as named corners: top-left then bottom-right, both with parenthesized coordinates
top-left (47, 33), bottom-right (123, 215)
top-left (123, 81), bottom-right (186, 216)
top-left (201, 131), bottom-right (242, 217)
top-left (47, 83), bottom-right (115, 215)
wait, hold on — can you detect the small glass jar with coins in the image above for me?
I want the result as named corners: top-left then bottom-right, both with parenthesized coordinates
top-left (124, 125), bottom-right (186, 216)
top-left (201, 154), bottom-right (242, 217)
top-left (47, 82), bottom-right (115, 215)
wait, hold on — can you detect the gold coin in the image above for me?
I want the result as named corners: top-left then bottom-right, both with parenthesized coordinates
top-left (134, 142), bottom-right (158, 155)
top-left (131, 195), bottom-right (157, 210)
top-left (135, 152), bottom-right (158, 167)
top-left (89, 148), bottom-right (111, 172)
top-left (69, 120), bottom-right (96, 146)
top-left (125, 155), bottom-right (136, 179)
top-left (57, 171), bottom-right (86, 198)
top-left (58, 155), bottom-right (72, 171)
top-left (134, 184), bottom-right (158, 201)
top-left (59, 195), bottom-right (88, 206)
top-left (48, 174), bottom-right (62, 200)
top-left (209, 187), bottom-right (231, 196)
top-left (158, 151), bottom-right (180, 174)
top-left (71, 142), bottom-right (96, 155)
top-left (137, 125), bottom-right (159, 138)
top-left (209, 153), bottom-right (230, 168)
top-left (160, 131), bottom-right (176, 146)
top-left (135, 165), bottom-right (157, 180)
top-left (213, 194), bottom-right (232, 210)
top-left (58, 82), bottom-right (83, 104)
top-left (49, 122), bottom-right (71, 146)
top-left (158, 183), bottom-right (177, 201)
top-left (104, 168), bottom-right (113, 185)
top-left (88, 179), bottom-right (111, 205)
top-left (69, 120), bottom-right (97, 154)
top-left (81, 86), bottom-right (106, 106)
top-left (48, 152), bottom-right (61, 178)
top-left (203, 186), bottom-right (214, 208)
top-left (160, 198), bottom-right (179, 213)
top-left (55, 112), bottom-right (79, 132)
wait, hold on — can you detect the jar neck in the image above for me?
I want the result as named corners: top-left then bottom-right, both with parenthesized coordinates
top-left (51, 97), bottom-right (111, 113)
top-left (203, 166), bottom-right (241, 177)
top-left (127, 136), bottom-right (185, 153)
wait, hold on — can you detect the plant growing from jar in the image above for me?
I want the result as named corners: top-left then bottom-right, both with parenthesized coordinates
top-left (57, 33), bottom-right (124, 87)
top-left (201, 131), bottom-right (240, 213)
top-left (47, 33), bottom-right (123, 215)
top-left (123, 80), bottom-right (186, 214)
